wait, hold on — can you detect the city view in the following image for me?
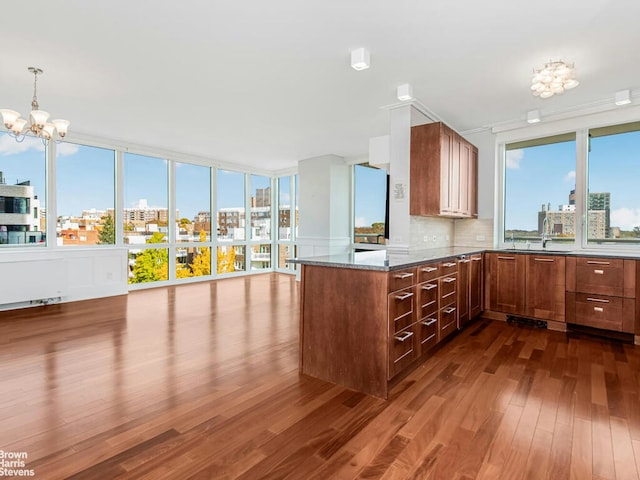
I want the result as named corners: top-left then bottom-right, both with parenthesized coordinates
top-left (0, 136), bottom-right (298, 283)
top-left (505, 128), bottom-right (640, 245)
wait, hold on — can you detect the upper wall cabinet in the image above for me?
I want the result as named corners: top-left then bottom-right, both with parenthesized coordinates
top-left (410, 122), bottom-right (478, 218)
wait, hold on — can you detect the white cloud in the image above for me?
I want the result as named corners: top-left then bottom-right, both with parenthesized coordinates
top-left (0, 135), bottom-right (44, 156)
top-left (611, 207), bottom-right (640, 230)
top-left (564, 170), bottom-right (576, 182)
top-left (56, 142), bottom-right (79, 156)
top-left (505, 149), bottom-right (523, 170)
top-left (355, 216), bottom-right (369, 228)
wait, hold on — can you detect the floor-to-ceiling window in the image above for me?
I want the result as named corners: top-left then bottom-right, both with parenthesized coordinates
top-left (276, 174), bottom-right (297, 272)
top-left (56, 142), bottom-right (115, 246)
top-left (124, 153), bottom-right (169, 284)
top-left (250, 174), bottom-right (272, 270)
top-left (0, 133), bottom-right (46, 246)
top-left (217, 169), bottom-right (246, 274)
top-left (175, 162), bottom-right (212, 278)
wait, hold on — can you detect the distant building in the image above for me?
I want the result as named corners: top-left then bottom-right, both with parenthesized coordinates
top-left (123, 199), bottom-right (175, 224)
top-left (0, 171), bottom-right (42, 244)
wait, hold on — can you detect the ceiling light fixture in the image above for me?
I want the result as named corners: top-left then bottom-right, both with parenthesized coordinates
top-left (397, 83), bottom-right (413, 101)
top-left (615, 89), bottom-right (631, 106)
top-left (530, 60), bottom-right (579, 99)
top-left (0, 67), bottom-right (70, 143)
top-left (526, 110), bottom-right (541, 124)
top-left (350, 48), bottom-right (370, 71)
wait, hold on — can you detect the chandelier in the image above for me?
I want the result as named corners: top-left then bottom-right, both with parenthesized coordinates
top-left (530, 60), bottom-right (579, 99)
top-left (0, 67), bottom-right (70, 142)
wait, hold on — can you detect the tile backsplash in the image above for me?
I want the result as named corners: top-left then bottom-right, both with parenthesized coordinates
top-left (409, 216), bottom-right (494, 250)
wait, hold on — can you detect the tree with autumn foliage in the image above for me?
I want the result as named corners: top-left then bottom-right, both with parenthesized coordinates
top-left (130, 232), bottom-right (168, 283)
top-left (190, 231), bottom-right (211, 276)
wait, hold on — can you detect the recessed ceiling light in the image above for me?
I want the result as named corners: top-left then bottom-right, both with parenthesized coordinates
top-left (527, 110), bottom-right (541, 124)
top-left (615, 89), bottom-right (631, 106)
top-left (350, 48), bottom-right (370, 71)
top-left (397, 83), bottom-right (413, 101)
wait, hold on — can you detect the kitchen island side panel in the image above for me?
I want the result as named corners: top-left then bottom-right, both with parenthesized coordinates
top-left (300, 264), bottom-right (389, 398)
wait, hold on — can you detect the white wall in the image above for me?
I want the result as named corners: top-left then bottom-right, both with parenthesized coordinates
top-left (0, 248), bottom-right (128, 310)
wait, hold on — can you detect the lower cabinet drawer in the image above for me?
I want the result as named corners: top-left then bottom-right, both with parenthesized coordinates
top-left (568, 293), bottom-right (635, 333)
top-left (417, 315), bottom-right (438, 353)
top-left (389, 288), bottom-right (415, 334)
top-left (439, 304), bottom-right (458, 341)
top-left (389, 325), bottom-right (417, 379)
top-left (440, 275), bottom-right (457, 303)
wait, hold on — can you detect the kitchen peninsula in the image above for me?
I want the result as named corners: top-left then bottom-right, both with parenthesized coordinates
top-left (292, 248), bottom-right (484, 399)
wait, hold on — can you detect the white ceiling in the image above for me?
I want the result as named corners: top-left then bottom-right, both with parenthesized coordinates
top-left (2, 0), bottom-right (639, 171)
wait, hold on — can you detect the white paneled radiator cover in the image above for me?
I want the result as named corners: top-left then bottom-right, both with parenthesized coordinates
top-left (0, 258), bottom-right (68, 305)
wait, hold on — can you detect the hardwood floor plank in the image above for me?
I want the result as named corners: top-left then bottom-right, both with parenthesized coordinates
top-left (610, 416), bottom-right (639, 479)
top-left (2, 274), bottom-right (640, 479)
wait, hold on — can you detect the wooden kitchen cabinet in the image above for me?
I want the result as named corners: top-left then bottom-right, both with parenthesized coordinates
top-left (524, 254), bottom-right (565, 322)
top-left (457, 257), bottom-right (470, 327)
top-left (410, 122), bottom-right (478, 218)
top-left (469, 254), bottom-right (483, 320)
top-left (485, 252), bottom-right (526, 315)
top-left (566, 256), bottom-right (639, 333)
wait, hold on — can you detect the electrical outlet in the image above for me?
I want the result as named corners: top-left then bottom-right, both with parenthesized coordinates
top-left (476, 235), bottom-right (485, 241)
top-left (432, 235), bottom-right (437, 242)
top-left (445, 234), bottom-right (450, 241)
top-left (423, 235), bottom-right (429, 242)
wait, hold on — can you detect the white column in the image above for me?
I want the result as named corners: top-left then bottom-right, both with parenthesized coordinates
top-left (387, 105), bottom-right (412, 254)
top-left (297, 154), bottom-right (351, 258)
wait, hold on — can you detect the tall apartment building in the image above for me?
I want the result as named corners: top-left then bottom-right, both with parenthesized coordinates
top-left (539, 189), bottom-right (610, 239)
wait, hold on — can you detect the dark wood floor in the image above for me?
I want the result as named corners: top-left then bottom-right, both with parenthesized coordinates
top-left (1, 273), bottom-right (640, 479)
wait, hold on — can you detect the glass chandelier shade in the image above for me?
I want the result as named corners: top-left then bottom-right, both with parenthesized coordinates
top-left (530, 60), bottom-right (579, 99)
top-left (0, 67), bottom-right (70, 142)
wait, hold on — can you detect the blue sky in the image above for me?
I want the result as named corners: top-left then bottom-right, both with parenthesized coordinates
top-left (3, 129), bottom-right (637, 230)
top-left (354, 164), bottom-right (386, 228)
top-left (505, 130), bottom-right (640, 231)
top-left (0, 134), bottom-right (269, 220)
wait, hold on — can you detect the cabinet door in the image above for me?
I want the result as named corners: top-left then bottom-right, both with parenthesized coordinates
top-left (486, 253), bottom-right (525, 314)
top-left (469, 147), bottom-right (478, 217)
top-left (440, 126), bottom-right (454, 214)
top-left (459, 141), bottom-right (471, 216)
top-left (525, 255), bottom-right (566, 321)
top-left (457, 258), bottom-right (470, 327)
top-left (469, 254), bottom-right (483, 320)
top-left (448, 133), bottom-right (462, 214)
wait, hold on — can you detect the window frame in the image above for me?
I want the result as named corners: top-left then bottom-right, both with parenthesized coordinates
top-left (497, 119), bottom-right (640, 253)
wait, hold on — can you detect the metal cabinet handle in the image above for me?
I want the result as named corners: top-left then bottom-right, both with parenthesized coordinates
top-left (593, 269), bottom-right (604, 275)
top-left (421, 318), bottom-right (437, 327)
top-left (442, 262), bottom-right (457, 267)
top-left (459, 259), bottom-right (471, 263)
top-left (421, 284), bottom-right (437, 290)
top-left (421, 266), bottom-right (438, 273)
top-left (394, 292), bottom-right (414, 301)
top-left (587, 297), bottom-right (609, 303)
top-left (394, 331), bottom-right (413, 342)
top-left (394, 272), bottom-right (414, 279)
top-left (594, 306), bottom-right (604, 313)
top-left (472, 257), bottom-right (482, 261)
top-left (534, 258), bottom-right (554, 262)
top-left (443, 307), bottom-right (456, 314)
top-left (443, 277), bottom-right (456, 283)
top-left (587, 260), bottom-right (610, 265)
top-left (497, 256), bottom-right (515, 260)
